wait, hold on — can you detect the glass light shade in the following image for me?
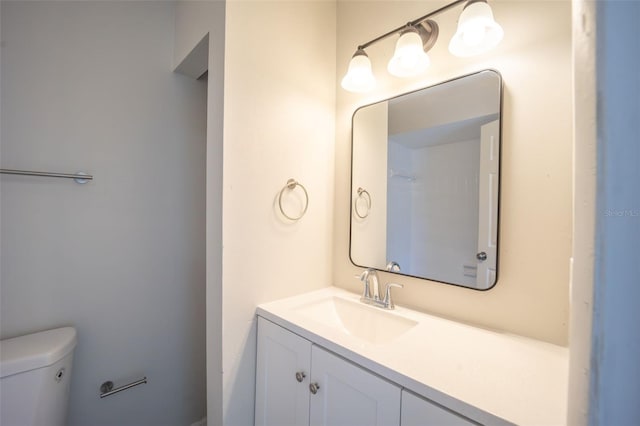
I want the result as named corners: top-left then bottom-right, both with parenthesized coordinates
top-left (341, 50), bottom-right (376, 93)
top-left (448, 1), bottom-right (504, 57)
top-left (387, 30), bottom-right (430, 78)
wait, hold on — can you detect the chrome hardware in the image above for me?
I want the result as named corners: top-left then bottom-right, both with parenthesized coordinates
top-left (100, 381), bottom-right (114, 394)
top-left (382, 283), bottom-right (403, 310)
top-left (309, 383), bottom-right (320, 394)
top-left (357, 269), bottom-right (403, 310)
top-left (354, 187), bottom-right (371, 218)
top-left (358, 269), bottom-right (371, 301)
top-left (99, 377), bottom-right (147, 399)
top-left (386, 261), bottom-right (401, 273)
top-left (476, 252), bottom-right (487, 261)
top-left (295, 371), bottom-right (306, 382)
top-left (357, 268), bottom-right (379, 303)
top-left (54, 368), bottom-right (65, 382)
top-left (1, 168), bottom-right (93, 184)
top-left (278, 178), bottom-right (309, 221)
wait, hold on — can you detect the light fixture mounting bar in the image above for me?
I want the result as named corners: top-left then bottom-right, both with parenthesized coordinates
top-left (358, 0), bottom-right (467, 50)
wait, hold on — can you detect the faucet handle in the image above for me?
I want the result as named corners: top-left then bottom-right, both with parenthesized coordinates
top-left (382, 283), bottom-right (403, 309)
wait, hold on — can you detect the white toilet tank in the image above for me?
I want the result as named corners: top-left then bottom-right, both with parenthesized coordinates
top-left (0, 327), bottom-right (77, 426)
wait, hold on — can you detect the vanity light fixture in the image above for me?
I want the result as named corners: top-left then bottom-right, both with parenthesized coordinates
top-left (448, 0), bottom-right (504, 57)
top-left (387, 21), bottom-right (438, 78)
top-left (341, 0), bottom-right (503, 93)
top-left (341, 49), bottom-right (376, 93)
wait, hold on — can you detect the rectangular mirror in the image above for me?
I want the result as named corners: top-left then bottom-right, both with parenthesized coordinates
top-left (350, 70), bottom-right (502, 290)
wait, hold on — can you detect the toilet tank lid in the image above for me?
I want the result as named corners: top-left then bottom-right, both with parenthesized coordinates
top-left (0, 327), bottom-right (77, 378)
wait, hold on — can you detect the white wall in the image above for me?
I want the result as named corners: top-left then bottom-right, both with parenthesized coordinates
top-left (335, 0), bottom-right (572, 345)
top-left (387, 137), bottom-right (480, 284)
top-left (408, 139), bottom-right (480, 286)
top-left (386, 140), bottom-right (412, 272)
top-left (0, 2), bottom-right (207, 425)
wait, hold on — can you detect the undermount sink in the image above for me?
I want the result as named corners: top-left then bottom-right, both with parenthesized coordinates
top-left (294, 296), bottom-right (418, 345)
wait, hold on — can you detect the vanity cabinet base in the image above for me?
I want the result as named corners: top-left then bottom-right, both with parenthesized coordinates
top-left (255, 316), bottom-right (479, 426)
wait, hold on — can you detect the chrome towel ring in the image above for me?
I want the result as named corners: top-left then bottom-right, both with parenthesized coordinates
top-left (278, 178), bottom-right (309, 221)
top-left (354, 187), bottom-right (371, 219)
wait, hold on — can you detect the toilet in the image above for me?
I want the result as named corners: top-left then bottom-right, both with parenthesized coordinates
top-left (0, 327), bottom-right (77, 426)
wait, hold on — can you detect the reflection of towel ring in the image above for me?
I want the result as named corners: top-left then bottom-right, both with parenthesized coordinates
top-left (354, 187), bottom-right (371, 219)
top-left (278, 178), bottom-right (309, 221)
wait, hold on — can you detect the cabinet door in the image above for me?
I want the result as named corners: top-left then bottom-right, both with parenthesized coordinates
top-left (309, 346), bottom-right (401, 426)
top-left (401, 390), bottom-right (477, 426)
top-left (255, 317), bottom-right (312, 426)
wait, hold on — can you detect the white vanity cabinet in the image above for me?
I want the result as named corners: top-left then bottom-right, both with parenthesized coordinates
top-left (255, 316), bottom-right (312, 426)
top-left (256, 316), bottom-right (480, 426)
top-left (401, 390), bottom-right (477, 426)
top-left (256, 287), bottom-right (569, 425)
top-left (256, 317), bottom-right (401, 426)
top-left (310, 345), bottom-right (401, 426)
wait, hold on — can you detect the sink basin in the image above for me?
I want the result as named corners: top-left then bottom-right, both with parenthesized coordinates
top-left (294, 296), bottom-right (418, 345)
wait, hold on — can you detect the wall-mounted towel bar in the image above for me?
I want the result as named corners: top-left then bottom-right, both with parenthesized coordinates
top-left (99, 377), bottom-right (147, 398)
top-left (0, 168), bottom-right (93, 184)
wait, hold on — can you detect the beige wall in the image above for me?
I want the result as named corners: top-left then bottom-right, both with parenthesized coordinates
top-left (222, 1), bottom-right (336, 424)
top-left (334, 0), bottom-right (573, 346)
top-left (173, 2), bottom-right (336, 424)
top-left (351, 101), bottom-right (388, 269)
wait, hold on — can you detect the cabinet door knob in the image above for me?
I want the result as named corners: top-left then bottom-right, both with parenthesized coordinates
top-left (476, 251), bottom-right (487, 261)
top-left (309, 382), bottom-right (320, 394)
top-left (295, 371), bottom-right (306, 383)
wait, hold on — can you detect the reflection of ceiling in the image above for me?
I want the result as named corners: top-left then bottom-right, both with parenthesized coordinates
top-left (389, 113), bottom-right (499, 149)
top-left (388, 71), bottom-right (500, 136)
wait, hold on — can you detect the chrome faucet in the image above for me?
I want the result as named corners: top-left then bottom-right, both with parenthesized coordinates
top-left (386, 261), bottom-right (401, 273)
top-left (358, 268), bottom-right (379, 302)
top-left (357, 268), bottom-right (403, 310)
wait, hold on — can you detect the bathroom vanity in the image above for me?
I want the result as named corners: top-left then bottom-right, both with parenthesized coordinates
top-left (255, 287), bottom-right (568, 425)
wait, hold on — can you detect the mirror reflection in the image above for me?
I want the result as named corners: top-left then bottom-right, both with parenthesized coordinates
top-left (350, 70), bottom-right (502, 290)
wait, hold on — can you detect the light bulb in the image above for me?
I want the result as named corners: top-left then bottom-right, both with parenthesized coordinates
top-left (462, 25), bottom-right (486, 47)
top-left (449, 1), bottom-right (503, 57)
top-left (341, 49), bottom-right (376, 93)
top-left (387, 29), bottom-right (430, 78)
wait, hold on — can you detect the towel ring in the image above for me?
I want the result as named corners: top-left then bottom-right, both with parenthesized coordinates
top-left (354, 187), bottom-right (371, 219)
top-left (278, 178), bottom-right (309, 221)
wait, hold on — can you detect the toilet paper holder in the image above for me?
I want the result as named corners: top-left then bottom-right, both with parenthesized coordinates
top-left (99, 377), bottom-right (147, 398)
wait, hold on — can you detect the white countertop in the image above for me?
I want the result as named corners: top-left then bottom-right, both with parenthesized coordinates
top-left (257, 286), bottom-right (568, 426)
